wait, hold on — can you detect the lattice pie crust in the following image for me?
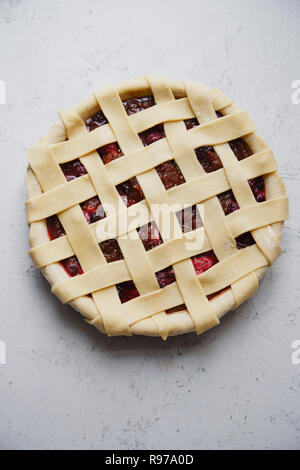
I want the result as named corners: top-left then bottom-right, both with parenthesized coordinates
top-left (26, 76), bottom-right (289, 338)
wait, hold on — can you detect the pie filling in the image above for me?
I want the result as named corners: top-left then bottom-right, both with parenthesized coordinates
top-left (46, 96), bottom-right (266, 309)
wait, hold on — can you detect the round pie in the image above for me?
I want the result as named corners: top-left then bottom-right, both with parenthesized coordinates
top-left (26, 75), bottom-right (289, 339)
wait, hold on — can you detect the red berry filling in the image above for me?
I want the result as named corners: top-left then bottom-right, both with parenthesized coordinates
top-left (117, 280), bottom-right (139, 303)
top-left (195, 146), bottom-right (223, 173)
top-left (138, 222), bottom-right (162, 251)
top-left (166, 304), bottom-right (187, 314)
top-left (116, 177), bottom-right (145, 207)
top-left (235, 232), bottom-right (255, 249)
top-left (47, 214), bottom-right (66, 239)
top-left (176, 205), bottom-right (202, 233)
top-left (192, 250), bottom-right (218, 275)
top-left (184, 111), bottom-right (223, 130)
top-left (156, 266), bottom-right (176, 288)
top-left (139, 124), bottom-right (165, 146)
top-left (249, 176), bottom-right (265, 203)
top-left (97, 142), bottom-right (123, 165)
top-left (61, 256), bottom-right (83, 277)
top-left (156, 160), bottom-right (185, 190)
top-left (218, 190), bottom-right (240, 216)
top-left (185, 118), bottom-right (199, 130)
top-left (229, 138), bottom-right (252, 161)
top-left (99, 239), bottom-right (124, 263)
top-left (60, 159), bottom-right (87, 181)
top-left (80, 196), bottom-right (106, 224)
top-left (85, 110), bottom-right (108, 132)
top-left (123, 96), bottom-right (155, 115)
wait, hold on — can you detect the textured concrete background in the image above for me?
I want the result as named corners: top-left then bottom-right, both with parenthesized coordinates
top-left (0, 0), bottom-right (299, 450)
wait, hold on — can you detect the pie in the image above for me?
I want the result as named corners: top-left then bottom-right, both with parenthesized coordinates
top-left (26, 75), bottom-right (289, 339)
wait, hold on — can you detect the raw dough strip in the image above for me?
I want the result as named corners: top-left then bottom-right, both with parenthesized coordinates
top-left (145, 75), bottom-right (218, 334)
top-left (93, 85), bottom-right (170, 337)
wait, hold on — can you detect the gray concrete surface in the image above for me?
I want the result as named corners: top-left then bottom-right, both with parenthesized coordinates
top-left (0, 0), bottom-right (299, 450)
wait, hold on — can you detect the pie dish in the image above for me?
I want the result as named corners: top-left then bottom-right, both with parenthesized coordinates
top-left (26, 75), bottom-right (289, 339)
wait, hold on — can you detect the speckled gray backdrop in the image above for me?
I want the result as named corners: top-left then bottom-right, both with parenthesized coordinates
top-left (0, 0), bottom-right (299, 450)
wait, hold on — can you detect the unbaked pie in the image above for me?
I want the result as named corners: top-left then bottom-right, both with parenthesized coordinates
top-left (26, 76), bottom-right (289, 338)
